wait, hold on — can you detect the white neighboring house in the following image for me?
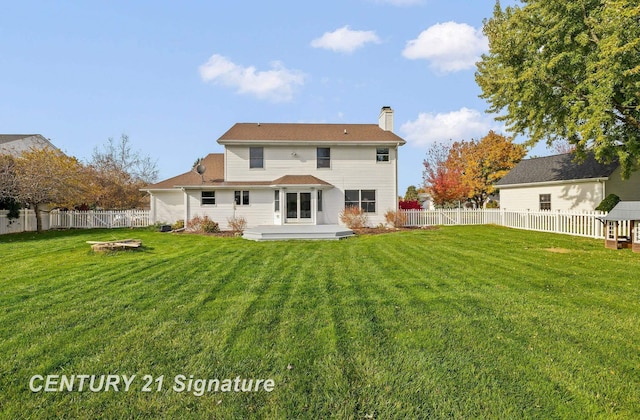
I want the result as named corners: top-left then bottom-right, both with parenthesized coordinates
top-left (0, 134), bottom-right (57, 157)
top-left (143, 107), bottom-right (406, 228)
top-left (495, 152), bottom-right (640, 211)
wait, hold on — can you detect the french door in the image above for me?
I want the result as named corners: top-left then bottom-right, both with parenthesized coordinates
top-left (286, 192), bottom-right (312, 223)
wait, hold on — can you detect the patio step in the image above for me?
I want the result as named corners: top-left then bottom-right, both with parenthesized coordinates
top-left (243, 225), bottom-right (354, 241)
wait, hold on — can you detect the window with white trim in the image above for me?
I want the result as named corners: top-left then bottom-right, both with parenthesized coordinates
top-left (539, 194), bottom-right (551, 210)
top-left (376, 147), bottom-right (389, 162)
top-left (317, 190), bottom-right (323, 212)
top-left (274, 190), bottom-right (280, 211)
top-left (317, 147), bottom-right (330, 168)
top-left (344, 189), bottom-right (376, 213)
top-left (235, 190), bottom-right (250, 205)
top-left (201, 191), bottom-right (215, 205)
top-left (249, 147), bottom-right (263, 169)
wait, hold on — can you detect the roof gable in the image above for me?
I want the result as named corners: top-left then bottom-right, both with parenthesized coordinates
top-left (217, 123), bottom-right (406, 145)
top-left (145, 153), bottom-right (224, 189)
top-left (496, 153), bottom-right (618, 187)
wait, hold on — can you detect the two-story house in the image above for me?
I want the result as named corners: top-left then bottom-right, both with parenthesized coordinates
top-left (143, 107), bottom-right (406, 230)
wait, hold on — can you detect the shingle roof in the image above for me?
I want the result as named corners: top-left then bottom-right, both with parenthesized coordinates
top-left (218, 123), bottom-right (406, 145)
top-left (602, 201), bottom-right (640, 221)
top-left (144, 154), bottom-right (333, 190)
top-left (495, 153), bottom-right (618, 187)
top-left (0, 134), bottom-right (39, 144)
top-left (271, 175), bottom-right (332, 186)
top-left (144, 153), bottom-right (225, 189)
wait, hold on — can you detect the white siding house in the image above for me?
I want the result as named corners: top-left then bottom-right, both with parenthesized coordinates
top-left (496, 153), bottom-right (640, 211)
top-left (143, 107), bottom-right (406, 228)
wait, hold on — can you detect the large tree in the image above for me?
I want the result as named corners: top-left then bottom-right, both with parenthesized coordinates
top-left (88, 134), bottom-right (158, 209)
top-left (451, 131), bottom-right (526, 207)
top-left (476, 1), bottom-right (640, 177)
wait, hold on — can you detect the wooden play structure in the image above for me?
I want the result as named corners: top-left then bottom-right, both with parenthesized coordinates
top-left (602, 202), bottom-right (640, 253)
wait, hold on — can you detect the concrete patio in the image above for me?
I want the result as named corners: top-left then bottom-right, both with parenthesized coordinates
top-left (243, 224), bottom-right (354, 241)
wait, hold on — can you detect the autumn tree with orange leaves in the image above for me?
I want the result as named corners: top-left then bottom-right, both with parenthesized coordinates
top-left (424, 131), bottom-right (525, 208)
top-left (423, 142), bottom-right (468, 207)
top-left (450, 131), bottom-right (526, 207)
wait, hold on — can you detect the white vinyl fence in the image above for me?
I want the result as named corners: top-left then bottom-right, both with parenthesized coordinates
top-left (402, 208), bottom-right (609, 239)
top-left (0, 209), bottom-right (150, 234)
top-left (49, 210), bottom-right (150, 229)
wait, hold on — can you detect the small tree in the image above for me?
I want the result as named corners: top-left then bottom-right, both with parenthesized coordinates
top-left (13, 148), bottom-right (87, 231)
top-left (404, 185), bottom-right (419, 201)
top-left (423, 141), bottom-right (468, 207)
top-left (595, 194), bottom-right (621, 212)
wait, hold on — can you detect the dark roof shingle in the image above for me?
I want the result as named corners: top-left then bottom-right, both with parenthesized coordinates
top-left (496, 153), bottom-right (618, 186)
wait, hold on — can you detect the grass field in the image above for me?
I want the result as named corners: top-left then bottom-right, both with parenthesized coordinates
top-left (1, 225), bottom-right (639, 418)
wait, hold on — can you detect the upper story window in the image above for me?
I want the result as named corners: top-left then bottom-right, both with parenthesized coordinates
top-left (201, 191), bottom-right (215, 205)
top-left (235, 190), bottom-right (250, 206)
top-left (376, 147), bottom-right (390, 162)
top-left (317, 147), bottom-right (331, 168)
top-left (249, 147), bottom-right (264, 169)
top-left (539, 194), bottom-right (551, 210)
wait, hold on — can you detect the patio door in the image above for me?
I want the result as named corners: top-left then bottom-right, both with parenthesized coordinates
top-left (286, 192), bottom-right (312, 223)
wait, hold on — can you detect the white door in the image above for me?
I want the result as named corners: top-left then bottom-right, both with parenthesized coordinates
top-left (286, 192), bottom-right (312, 223)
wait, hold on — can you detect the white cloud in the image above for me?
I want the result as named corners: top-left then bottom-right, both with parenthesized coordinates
top-left (198, 54), bottom-right (305, 102)
top-left (402, 21), bottom-right (488, 73)
top-left (400, 108), bottom-right (503, 147)
top-left (310, 26), bottom-right (381, 54)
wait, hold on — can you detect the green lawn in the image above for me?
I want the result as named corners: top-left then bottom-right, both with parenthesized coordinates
top-left (1, 226), bottom-right (639, 419)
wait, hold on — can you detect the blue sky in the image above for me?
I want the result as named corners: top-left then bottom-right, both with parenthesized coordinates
top-left (1, 0), bottom-right (538, 194)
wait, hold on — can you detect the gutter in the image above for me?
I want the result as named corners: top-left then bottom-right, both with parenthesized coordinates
top-left (495, 177), bottom-right (610, 189)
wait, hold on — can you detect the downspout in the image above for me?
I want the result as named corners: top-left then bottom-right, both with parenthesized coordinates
top-left (182, 187), bottom-right (189, 225)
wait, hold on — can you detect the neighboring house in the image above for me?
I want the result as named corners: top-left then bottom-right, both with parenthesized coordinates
top-left (0, 134), bottom-right (57, 157)
top-left (417, 192), bottom-right (434, 210)
top-left (495, 152), bottom-right (640, 211)
top-left (143, 107), bottom-right (406, 228)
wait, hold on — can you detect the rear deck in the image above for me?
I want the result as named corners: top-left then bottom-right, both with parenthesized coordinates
top-left (243, 225), bottom-right (354, 241)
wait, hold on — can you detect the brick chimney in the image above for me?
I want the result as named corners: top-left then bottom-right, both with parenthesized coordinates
top-left (378, 106), bottom-right (394, 132)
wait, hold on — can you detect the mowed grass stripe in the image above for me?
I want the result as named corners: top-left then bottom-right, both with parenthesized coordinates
top-left (1, 226), bottom-right (639, 418)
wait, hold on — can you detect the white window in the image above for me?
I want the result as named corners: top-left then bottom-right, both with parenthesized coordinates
top-left (274, 190), bottom-right (280, 211)
top-left (249, 147), bottom-right (263, 169)
top-left (201, 191), bottom-right (215, 205)
top-left (344, 189), bottom-right (376, 213)
top-left (539, 194), bottom-right (551, 210)
top-left (235, 190), bottom-right (250, 205)
top-left (317, 147), bottom-right (330, 168)
top-left (317, 190), bottom-right (323, 212)
top-left (376, 147), bottom-right (389, 162)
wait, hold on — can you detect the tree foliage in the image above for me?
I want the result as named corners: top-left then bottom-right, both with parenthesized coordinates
top-left (88, 134), bottom-right (158, 209)
top-left (451, 131), bottom-right (526, 207)
top-left (404, 185), bottom-right (420, 201)
top-left (423, 142), bottom-right (468, 207)
top-left (476, 0), bottom-right (640, 177)
top-left (423, 132), bottom-right (525, 208)
top-left (13, 148), bottom-right (87, 231)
